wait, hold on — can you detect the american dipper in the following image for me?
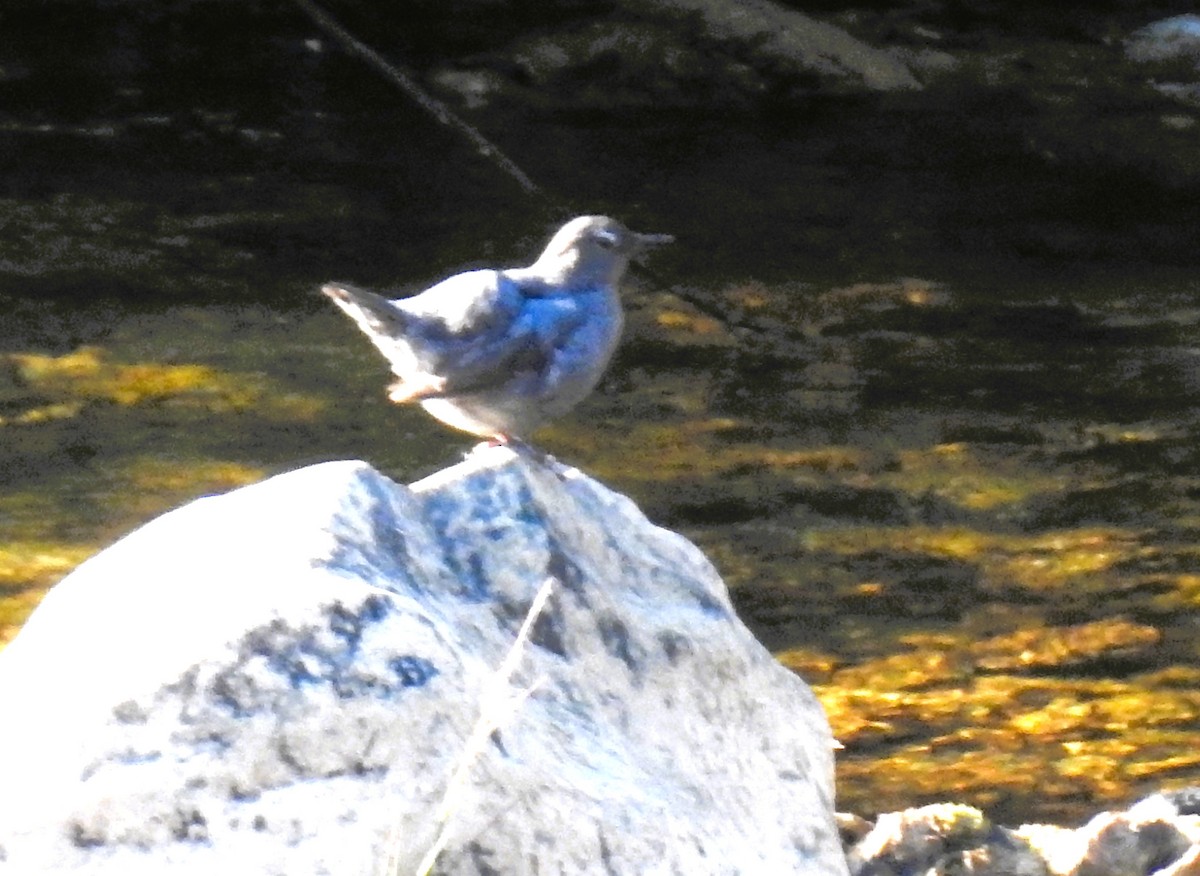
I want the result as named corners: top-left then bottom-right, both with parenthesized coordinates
top-left (322, 215), bottom-right (673, 443)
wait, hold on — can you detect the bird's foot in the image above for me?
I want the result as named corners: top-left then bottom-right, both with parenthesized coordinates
top-left (462, 435), bottom-right (516, 460)
top-left (505, 437), bottom-right (565, 472)
top-left (463, 434), bottom-right (566, 475)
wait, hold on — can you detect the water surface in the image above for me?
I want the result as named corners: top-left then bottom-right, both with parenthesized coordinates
top-left (4, 102), bottom-right (1200, 826)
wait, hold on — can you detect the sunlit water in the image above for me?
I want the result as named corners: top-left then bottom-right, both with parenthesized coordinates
top-left (4, 101), bottom-right (1200, 825)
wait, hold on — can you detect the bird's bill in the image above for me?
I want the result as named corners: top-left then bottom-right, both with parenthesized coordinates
top-left (634, 231), bottom-right (675, 248)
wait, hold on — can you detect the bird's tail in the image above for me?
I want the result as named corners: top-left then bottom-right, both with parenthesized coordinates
top-left (321, 283), bottom-right (411, 338)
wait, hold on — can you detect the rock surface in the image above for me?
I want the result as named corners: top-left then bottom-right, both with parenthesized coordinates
top-left (846, 793), bottom-right (1200, 876)
top-left (459, 0), bottom-right (923, 107)
top-left (0, 449), bottom-right (847, 875)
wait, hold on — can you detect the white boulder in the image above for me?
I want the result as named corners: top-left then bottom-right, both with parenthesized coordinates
top-left (0, 448), bottom-right (847, 875)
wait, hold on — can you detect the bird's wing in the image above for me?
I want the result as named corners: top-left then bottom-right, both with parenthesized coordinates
top-left (324, 271), bottom-right (522, 380)
top-left (394, 270), bottom-right (520, 335)
top-left (325, 272), bottom-right (599, 399)
top-left (416, 294), bottom-right (593, 397)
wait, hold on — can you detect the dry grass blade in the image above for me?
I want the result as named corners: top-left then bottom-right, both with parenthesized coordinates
top-left (387, 575), bottom-right (556, 876)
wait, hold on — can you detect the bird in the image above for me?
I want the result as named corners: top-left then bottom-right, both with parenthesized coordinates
top-left (322, 215), bottom-right (673, 444)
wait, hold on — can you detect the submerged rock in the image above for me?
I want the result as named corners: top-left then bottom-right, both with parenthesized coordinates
top-left (432, 0), bottom-right (921, 110)
top-left (1125, 15), bottom-right (1200, 65)
top-left (1126, 15), bottom-right (1200, 110)
top-left (635, 0), bottom-right (921, 93)
top-left (0, 449), bottom-right (846, 875)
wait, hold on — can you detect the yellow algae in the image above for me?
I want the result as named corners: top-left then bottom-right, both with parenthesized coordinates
top-left (836, 748), bottom-right (1049, 815)
top-left (1137, 665), bottom-right (1200, 688)
top-left (774, 646), bottom-right (841, 681)
top-left (816, 638), bottom-right (1188, 756)
top-left (884, 443), bottom-right (1065, 511)
top-left (836, 729), bottom-right (1143, 817)
top-left (1054, 751), bottom-right (1125, 786)
top-left (98, 457), bottom-right (265, 527)
top-left (1091, 689), bottom-right (1200, 729)
top-left (817, 683), bottom-right (974, 746)
top-left (1153, 574), bottom-right (1200, 610)
top-left (994, 530), bottom-right (1142, 591)
top-left (265, 392), bottom-right (331, 420)
top-left (816, 650), bottom-right (1200, 820)
top-left (723, 282), bottom-right (773, 310)
top-left (10, 347), bottom-right (237, 406)
top-left (6, 346), bottom-right (325, 419)
top-left (544, 417), bottom-right (869, 484)
top-left (757, 446), bottom-right (865, 471)
top-left (654, 309), bottom-right (725, 335)
top-left (0, 541), bottom-right (98, 651)
top-left (801, 524), bottom-right (1145, 595)
top-left (912, 528), bottom-right (996, 561)
top-left (0, 587), bottom-right (56, 648)
top-left (903, 284), bottom-right (942, 307)
top-left (1009, 700), bottom-right (1095, 736)
top-left (970, 619), bottom-right (1159, 672)
top-left (121, 458), bottom-right (264, 495)
top-left (934, 442), bottom-right (968, 457)
top-left (827, 648), bottom-right (972, 692)
top-left (805, 525), bottom-right (994, 560)
top-left (0, 401), bottom-right (84, 426)
top-left (822, 278), bottom-right (946, 308)
top-left (0, 542), bottom-right (96, 588)
top-left (1126, 751), bottom-right (1200, 778)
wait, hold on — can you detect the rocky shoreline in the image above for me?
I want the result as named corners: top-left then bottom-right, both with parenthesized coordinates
top-left (844, 791), bottom-right (1200, 876)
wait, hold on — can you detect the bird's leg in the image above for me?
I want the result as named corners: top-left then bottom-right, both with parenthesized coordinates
top-left (464, 434), bottom-right (550, 465)
top-left (505, 437), bottom-right (559, 469)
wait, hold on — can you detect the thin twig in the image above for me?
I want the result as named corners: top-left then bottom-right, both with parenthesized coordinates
top-left (291, 0), bottom-right (768, 338)
top-left (291, 0), bottom-right (541, 195)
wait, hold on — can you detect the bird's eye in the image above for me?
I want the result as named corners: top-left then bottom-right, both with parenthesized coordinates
top-left (594, 230), bottom-right (619, 249)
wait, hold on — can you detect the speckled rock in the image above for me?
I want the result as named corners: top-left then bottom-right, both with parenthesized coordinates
top-left (1019, 792), bottom-right (1200, 876)
top-left (0, 449), bottom-right (846, 875)
top-left (847, 791), bottom-right (1200, 876)
top-left (847, 803), bottom-right (1050, 876)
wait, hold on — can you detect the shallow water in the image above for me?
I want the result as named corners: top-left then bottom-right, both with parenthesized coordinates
top-left (6, 269), bottom-right (1200, 826)
top-left (4, 95), bottom-right (1200, 826)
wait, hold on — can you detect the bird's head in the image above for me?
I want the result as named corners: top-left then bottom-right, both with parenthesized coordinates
top-left (532, 215), bottom-right (673, 289)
